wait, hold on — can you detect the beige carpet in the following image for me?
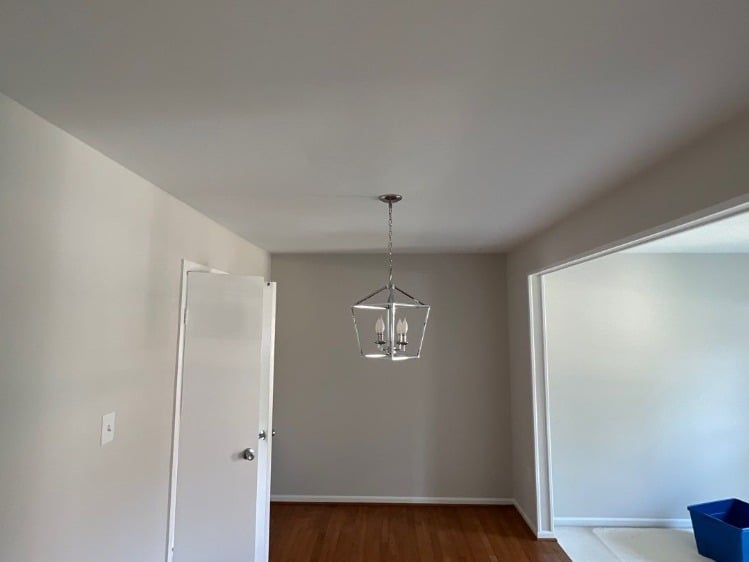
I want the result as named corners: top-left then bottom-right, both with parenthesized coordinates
top-left (592, 528), bottom-right (709, 562)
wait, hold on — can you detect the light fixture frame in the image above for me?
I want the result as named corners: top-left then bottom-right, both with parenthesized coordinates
top-left (351, 194), bottom-right (431, 360)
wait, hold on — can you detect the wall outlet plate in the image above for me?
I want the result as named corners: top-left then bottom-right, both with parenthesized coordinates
top-left (101, 412), bottom-right (116, 446)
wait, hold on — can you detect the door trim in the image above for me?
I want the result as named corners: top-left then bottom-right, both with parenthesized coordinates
top-left (166, 260), bottom-right (227, 562)
top-left (255, 282), bottom-right (277, 562)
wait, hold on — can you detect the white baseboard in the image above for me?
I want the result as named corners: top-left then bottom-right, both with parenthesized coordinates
top-left (270, 497), bottom-right (693, 536)
top-left (555, 517), bottom-right (692, 529)
top-left (537, 531), bottom-right (556, 539)
top-left (512, 500), bottom-right (555, 539)
top-left (271, 495), bottom-right (514, 505)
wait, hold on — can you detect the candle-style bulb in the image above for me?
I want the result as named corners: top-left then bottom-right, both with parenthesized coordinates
top-left (375, 316), bottom-right (385, 334)
top-left (397, 317), bottom-right (408, 335)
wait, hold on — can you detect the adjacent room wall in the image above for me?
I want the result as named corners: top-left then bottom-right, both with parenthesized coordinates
top-left (544, 253), bottom-right (749, 522)
top-left (0, 93), bottom-right (269, 562)
top-left (507, 106), bottom-right (749, 534)
top-left (270, 253), bottom-right (511, 500)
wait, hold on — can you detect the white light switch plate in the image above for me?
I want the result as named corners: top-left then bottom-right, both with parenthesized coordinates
top-left (101, 412), bottom-right (116, 446)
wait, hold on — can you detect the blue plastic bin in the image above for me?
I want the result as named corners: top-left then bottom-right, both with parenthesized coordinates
top-left (688, 499), bottom-right (749, 562)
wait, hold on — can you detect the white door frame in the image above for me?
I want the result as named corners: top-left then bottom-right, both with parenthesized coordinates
top-left (528, 194), bottom-right (749, 539)
top-left (166, 260), bottom-right (227, 561)
top-left (255, 281), bottom-right (277, 562)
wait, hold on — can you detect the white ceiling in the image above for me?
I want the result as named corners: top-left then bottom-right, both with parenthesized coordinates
top-left (1, 1), bottom-right (749, 253)
top-left (626, 211), bottom-right (749, 254)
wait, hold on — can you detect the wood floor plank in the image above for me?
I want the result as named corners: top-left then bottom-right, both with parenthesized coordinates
top-left (455, 507), bottom-right (496, 561)
top-left (269, 503), bottom-right (570, 562)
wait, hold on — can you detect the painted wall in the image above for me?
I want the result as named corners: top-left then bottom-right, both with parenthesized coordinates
top-left (545, 253), bottom-right (749, 521)
top-left (507, 107), bottom-right (749, 534)
top-left (0, 93), bottom-right (269, 562)
top-left (270, 253), bottom-right (511, 500)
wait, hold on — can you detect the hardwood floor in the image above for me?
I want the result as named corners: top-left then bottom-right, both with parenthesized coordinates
top-left (269, 503), bottom-right (571, 562)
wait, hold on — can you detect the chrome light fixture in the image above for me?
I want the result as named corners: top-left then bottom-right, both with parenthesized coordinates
top-left (352, 194), bottom-right (430, 360)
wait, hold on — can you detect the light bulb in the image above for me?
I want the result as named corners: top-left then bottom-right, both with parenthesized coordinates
top-left (397, 317), bottom-right (408, 335)
top-left (375, 316), bottom-right (385, 334)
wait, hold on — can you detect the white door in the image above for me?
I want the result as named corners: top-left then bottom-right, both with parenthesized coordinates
top-left (172, 272), bottom-right (275, 562)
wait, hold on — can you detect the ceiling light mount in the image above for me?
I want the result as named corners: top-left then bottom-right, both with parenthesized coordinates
top-left (378, 193), bottom-right (403, 204)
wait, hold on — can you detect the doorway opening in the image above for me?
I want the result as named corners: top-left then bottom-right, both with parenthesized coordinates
top-left (529, 196), bottom-right (749, 541)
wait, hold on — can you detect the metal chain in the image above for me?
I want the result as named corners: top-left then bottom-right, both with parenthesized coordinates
top-left (387, 201), bottom-right (394, 286)
top-left (387, 200), bottom-right (394, 287)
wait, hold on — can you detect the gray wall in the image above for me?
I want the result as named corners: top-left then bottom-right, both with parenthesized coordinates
top-left (545, 253), bottom-right (749, 520)
top-left (507, 106), bottom-right (749, 533)
top-left (271, 253), bottom-right (511, 500)
top-left (0, 93), bottom-right (269, 562)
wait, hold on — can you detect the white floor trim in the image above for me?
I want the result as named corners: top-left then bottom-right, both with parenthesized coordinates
top-left (271, 495), bottom-right (514, 505)
top-left (513, 500), bottom-right (538, 536)
top-left (513, 500), bottom-right (555, 539)
top-left (555, 517), bottom-right (692, 529)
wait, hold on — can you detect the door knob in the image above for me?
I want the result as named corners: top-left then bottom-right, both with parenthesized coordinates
top-left (258, 430), bottom-right (267, 440)
top-left (271, 429), bottom-right (277, 437)
top-left (242, 448), bottom-right (255, 461)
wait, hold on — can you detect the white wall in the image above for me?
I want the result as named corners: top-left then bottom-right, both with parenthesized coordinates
top-left (270, 253), bottom-right (511, 500)
top-left (544, 253), bottom-right (749, 521)
top-left (507, 106), bottom-right (749, 534)
top-left (0, 93), bottom-right (269, 562)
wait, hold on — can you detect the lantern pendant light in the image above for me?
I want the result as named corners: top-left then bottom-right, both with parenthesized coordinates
top-left (351, 194), bottom-right (430, 360)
